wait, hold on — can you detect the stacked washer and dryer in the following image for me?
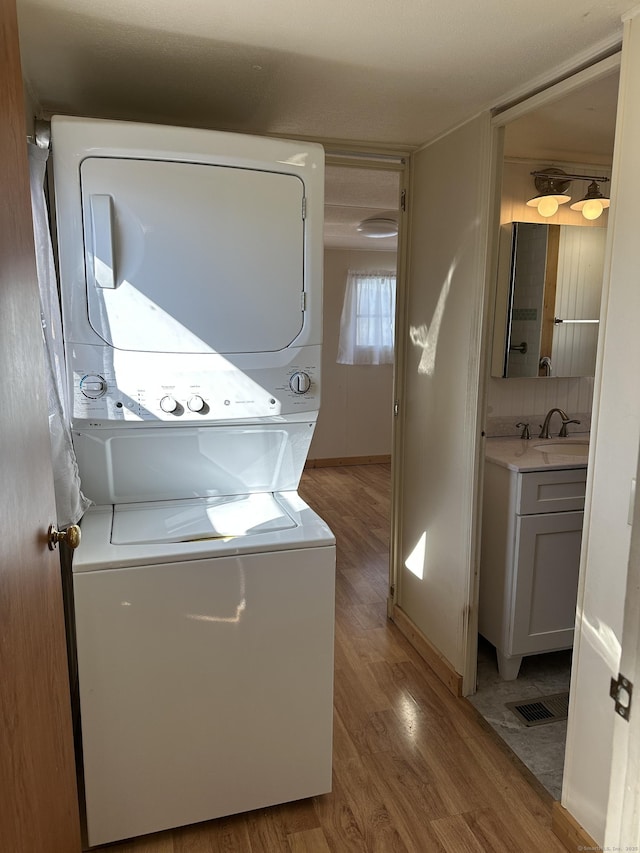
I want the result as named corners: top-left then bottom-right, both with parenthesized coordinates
top-left (52, 116), bottom-right (336, 848)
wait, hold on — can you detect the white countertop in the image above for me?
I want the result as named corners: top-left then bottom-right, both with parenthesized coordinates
top-left (484, 435), bottom-right (590, 472)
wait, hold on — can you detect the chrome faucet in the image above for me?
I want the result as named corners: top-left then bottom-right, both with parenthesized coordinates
top-left (539, 356), bottom-right (552, 377)
top-left (538, 408), bottom-right (581, 439)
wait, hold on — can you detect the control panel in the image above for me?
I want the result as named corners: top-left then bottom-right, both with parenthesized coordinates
top-left (70, 345), bottom-right (321, 426)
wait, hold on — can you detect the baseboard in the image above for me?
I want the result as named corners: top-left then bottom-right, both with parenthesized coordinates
top-left (391, 605), bottom-right (463, 697)
top-left (305, 455), bottom-right (391, 468)
top-left (551, 802), bottom-right (598, 852)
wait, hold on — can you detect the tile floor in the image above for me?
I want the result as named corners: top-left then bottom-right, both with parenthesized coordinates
top-left (468, 635), bottom-right (572, 800)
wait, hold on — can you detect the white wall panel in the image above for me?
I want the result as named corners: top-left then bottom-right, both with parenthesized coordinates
top-left (396, 113), bottom-right (492, 682)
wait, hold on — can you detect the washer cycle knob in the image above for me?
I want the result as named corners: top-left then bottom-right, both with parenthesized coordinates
top-left (187, 395), bottom-right (205, 412)
top-left (289, 371), bottom-right (311, 394)
top-left (159, 395), bottom-right (179, 414)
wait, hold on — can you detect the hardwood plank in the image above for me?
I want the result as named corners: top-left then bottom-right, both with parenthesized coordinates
top-left (331, 707), bottom-right (361, 764)
top-left (432, 808), bottom-right (523, 853)
top-left (114, 832), bottom-right (175, 853)
top-left (360, 748), bottom-right (450, 825)
top-left (287, 827), bottom-right (332, 852)
top-left (349, 600), bottom-right (389, 631)
top-left (319, 758), bottom-right (410, 852)
top-left (244, 807), bottom-right (290, 853)
top-left (460, 733), bottom-right (567, 849)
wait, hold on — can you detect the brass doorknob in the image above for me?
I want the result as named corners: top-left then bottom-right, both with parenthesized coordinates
top-left (48, 523), bottom-right (81, 551)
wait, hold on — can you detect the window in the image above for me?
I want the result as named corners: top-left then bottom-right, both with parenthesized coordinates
top-left (337, 270), bottom-right (396, 365)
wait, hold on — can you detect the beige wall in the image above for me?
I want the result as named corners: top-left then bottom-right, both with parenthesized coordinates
top-left (485, 158), bottom-right (611, 436)
top-left (309, 248), bottom-right (396, 461)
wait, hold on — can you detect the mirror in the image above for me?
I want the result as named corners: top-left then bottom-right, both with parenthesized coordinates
top-left (491, 221), bottom-right (607, 378)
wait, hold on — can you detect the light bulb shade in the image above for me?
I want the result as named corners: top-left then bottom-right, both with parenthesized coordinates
top-left (356, 217), bottom-right (398, 238)
top-left (536, 196), bottom-right (559, 217)
top-left (582, 199), bottom-right (604, 220)
top-left (570, 181), bottom-right (610, 220)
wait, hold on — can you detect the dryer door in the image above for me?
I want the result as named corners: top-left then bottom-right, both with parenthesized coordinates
top-left (79, 157), bottom-right (305, 354)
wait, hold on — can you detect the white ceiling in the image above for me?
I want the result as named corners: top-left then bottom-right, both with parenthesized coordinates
top-left (503, 71), bottom-right (619, 164)
top-left (17, 0), bottom-right (624, 251)
top-left (324, 165), bottom-right (400, 251)
top-left (17, 0), bottom-right (631, 148)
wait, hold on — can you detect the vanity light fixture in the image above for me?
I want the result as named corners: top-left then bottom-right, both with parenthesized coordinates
top-left (356, 216), bottom-right (398, 238)
top-left (527, 168), bottom-right (610, 220)
top-left (569, 180), bottom-right (611, 220)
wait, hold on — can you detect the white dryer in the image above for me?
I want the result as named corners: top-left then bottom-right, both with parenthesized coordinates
top-left (51, 117), bottom-right (335, 848)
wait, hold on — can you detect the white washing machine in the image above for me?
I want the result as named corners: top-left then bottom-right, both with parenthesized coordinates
top-left (51, 117), bottom-right (335, 848)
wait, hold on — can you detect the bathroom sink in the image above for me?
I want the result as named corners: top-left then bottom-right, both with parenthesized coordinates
top-left (532, 442), bottom-right (589, 456)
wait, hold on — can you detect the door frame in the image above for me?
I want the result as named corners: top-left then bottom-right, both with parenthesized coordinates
top-left (322, 144), bottom-right (411, 612)
top-left (487, 49), bottom-right (623, 843)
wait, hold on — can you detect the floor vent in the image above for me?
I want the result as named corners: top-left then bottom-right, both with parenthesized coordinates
top-left (506, 692), bottom-right (569, 727)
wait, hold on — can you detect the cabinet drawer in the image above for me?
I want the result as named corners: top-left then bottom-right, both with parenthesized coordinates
top-left (517, 468), bottom-right (587, 515)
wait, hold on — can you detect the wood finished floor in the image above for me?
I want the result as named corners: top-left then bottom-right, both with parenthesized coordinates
top-left (91, 464), bottom-right (566, 853)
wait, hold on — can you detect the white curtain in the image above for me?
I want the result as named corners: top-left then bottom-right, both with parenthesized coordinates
top-left (337, 270), bottom-right (396, 365)
top-left (29, 143), bottom-right (91, 526)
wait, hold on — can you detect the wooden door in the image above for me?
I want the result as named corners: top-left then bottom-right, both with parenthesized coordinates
top-left (0, 0), bottom-right (81, 849)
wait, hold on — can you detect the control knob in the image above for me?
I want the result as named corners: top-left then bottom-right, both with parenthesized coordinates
top-left (187, 395), bottom-right (206, 413)
top-left (159, 395), bottom-right (179, 414)
top-left (80, 374), bottom-right (107, 399)
top-left (289, 371), bottom-right (312, 395)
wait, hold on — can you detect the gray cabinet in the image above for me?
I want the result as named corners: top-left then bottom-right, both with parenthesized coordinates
top-left (479, 461), bottom-right (587, 680)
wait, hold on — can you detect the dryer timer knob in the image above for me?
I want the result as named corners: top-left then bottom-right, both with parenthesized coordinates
top-left (290, 371), bottom-right (311, 394)
top-left (159, 395), bottom-right (179, 414)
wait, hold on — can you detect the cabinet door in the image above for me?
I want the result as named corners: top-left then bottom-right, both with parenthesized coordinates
top-left (510, 510), bottom-right (583, 656)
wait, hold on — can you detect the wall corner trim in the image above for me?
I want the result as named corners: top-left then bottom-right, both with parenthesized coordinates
top-left (391, 605), bottom-right (463, 697)
top-left (305, 455), bottom-right (391, 468)
top-left (552, 801), bottom-right (599, 852)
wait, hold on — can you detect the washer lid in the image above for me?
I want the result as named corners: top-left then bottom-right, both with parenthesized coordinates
top-left (112, 493), bottom-right (297, 545)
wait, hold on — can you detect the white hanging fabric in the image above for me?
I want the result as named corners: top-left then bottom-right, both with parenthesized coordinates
top-left (28, 142), bottom-right (91, 526)
top-left (337, 269), bottom-right (396, 365)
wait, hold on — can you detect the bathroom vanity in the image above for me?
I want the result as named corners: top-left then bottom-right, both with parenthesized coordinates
top-left (479, 436), bottom-right (589, 680)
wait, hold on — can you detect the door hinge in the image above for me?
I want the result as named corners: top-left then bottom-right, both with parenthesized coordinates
top-left (393, 400), bottom-right (400, 417)
top-left (301, 292), bottom-right (307, 311)
top-left (389, 584), bottom-right (395, 597)
top-left (302, 196), bottom-right (307, 219)
top-left (400, 189), bottom-right (406, 212)
top-left (610, 672), bottom-right (633, 721)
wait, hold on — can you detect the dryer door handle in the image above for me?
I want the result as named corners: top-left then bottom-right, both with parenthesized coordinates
top-left (90, 194), bottom-right (117, 289)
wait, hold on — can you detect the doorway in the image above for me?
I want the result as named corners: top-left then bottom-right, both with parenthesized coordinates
top-left (470, 60), bottom-right (620, 800)
top-left (308, 156), bottom-right (405, 468)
